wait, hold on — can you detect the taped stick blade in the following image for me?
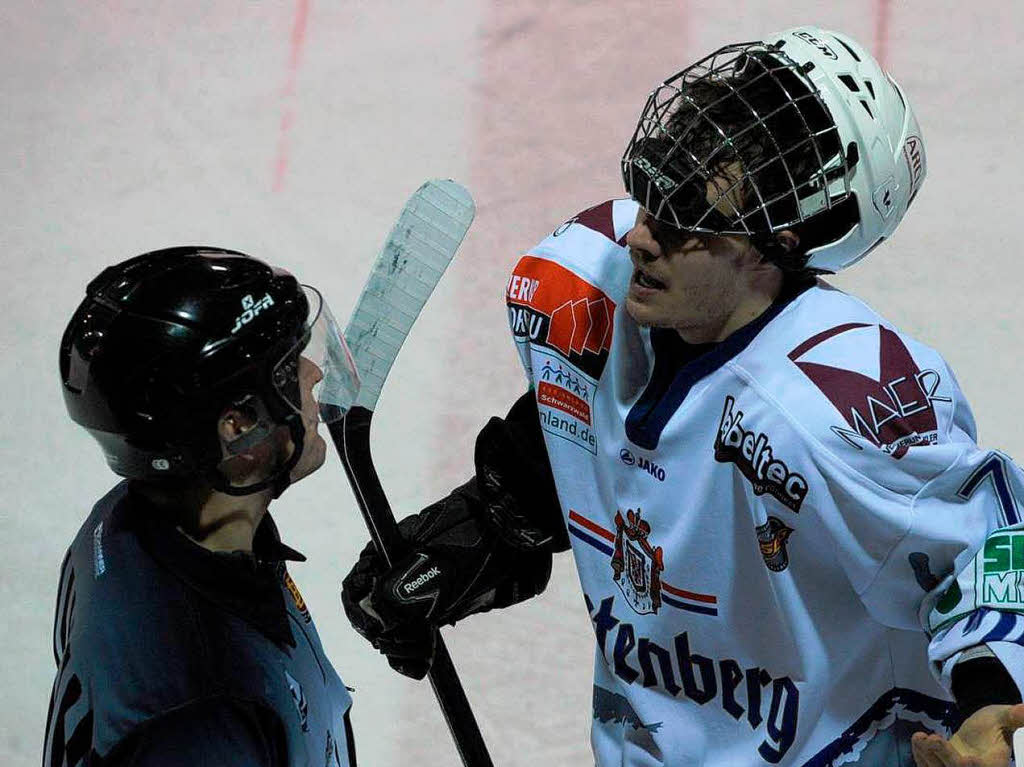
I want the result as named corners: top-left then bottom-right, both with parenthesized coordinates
top-left (333, 180), bottom-right (474, 413)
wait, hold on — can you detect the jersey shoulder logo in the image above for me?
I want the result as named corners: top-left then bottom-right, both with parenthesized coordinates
top-left (507, 255), bottom-right (615, 379)
top-left (611, 508), bottom-right (664, 615)
top-left (282, 570), bottom-right (312, 623)
top-left (508, 256), bottom-right (616, 454)
top-left (788, 323), bottom-right (951, 459)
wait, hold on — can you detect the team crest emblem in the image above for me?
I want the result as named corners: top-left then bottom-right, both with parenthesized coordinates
top-left (611, 508), bottom-right (664, 614)
top-left (757, 517), bottom-right (794, 572)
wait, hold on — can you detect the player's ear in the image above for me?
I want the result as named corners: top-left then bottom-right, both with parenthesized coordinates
top-left (218, 407), bottom-right (257, 442)
top-left (214, 397), bottom-right (284, 484)
top-left (776, 230), bottom-right (800, 253)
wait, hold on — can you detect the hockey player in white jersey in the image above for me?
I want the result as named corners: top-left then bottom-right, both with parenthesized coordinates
top-left (343, 27), bottom-right (1024, 766)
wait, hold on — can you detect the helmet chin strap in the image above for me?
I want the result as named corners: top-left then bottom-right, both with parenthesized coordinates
top-left (208, 414), bottom-right (305, 499)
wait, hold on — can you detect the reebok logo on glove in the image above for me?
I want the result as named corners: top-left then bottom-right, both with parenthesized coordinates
top-left (403, 566), bottom-right (442, 595)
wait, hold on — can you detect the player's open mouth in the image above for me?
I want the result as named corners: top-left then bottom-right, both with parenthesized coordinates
top-left (632, 269), bottom-right (667, 290)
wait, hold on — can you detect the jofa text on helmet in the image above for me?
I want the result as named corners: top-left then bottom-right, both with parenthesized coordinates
top-left (231, 293), bottom-right (276, 334)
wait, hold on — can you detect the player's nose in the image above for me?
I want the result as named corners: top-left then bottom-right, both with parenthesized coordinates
top-left (625, 219), bottom-right (659, 260)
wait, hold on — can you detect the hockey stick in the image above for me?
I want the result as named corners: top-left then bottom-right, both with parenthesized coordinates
top-left (323, 180), bottom-right (492, 767)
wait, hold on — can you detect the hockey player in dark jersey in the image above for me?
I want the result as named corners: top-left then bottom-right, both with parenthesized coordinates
top-left (46, 248), bottom-right (358, 766)
top-left (343, 26), bottom-right (1024, 767)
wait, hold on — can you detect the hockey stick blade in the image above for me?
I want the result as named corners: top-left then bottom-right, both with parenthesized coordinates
top-left (326, 180), bottom-right (493, 767)
top-left (340, 178), bottom-right (474, 413)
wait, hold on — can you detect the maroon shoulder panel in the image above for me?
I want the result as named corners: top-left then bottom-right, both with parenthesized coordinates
top-left (570, 200), bottom-right (626, 245)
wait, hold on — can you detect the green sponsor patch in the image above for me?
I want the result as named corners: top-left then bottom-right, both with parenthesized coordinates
top-left (980, 532), bottom-right (1024, 608)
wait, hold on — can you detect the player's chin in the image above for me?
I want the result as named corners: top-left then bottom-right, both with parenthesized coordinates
top-left (625, 293), bottom-right (668, 328)
top-left (291, 434), bottom-right (328, 483)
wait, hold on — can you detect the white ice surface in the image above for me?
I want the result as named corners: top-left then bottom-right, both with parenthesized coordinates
top-left (5, 1), bottom-right (1024, 765)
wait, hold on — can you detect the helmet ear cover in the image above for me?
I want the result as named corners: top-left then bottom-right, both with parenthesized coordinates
top-left (751, 193), bottom-right (860, 275)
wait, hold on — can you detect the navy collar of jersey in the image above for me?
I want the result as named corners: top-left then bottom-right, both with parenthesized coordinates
top-left (625, 277), bottom-right (816, 450)
top-left (129, 490), bottom-right (303, 648)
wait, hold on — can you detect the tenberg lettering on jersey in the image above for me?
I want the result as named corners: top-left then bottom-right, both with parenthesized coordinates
top-left (507, 256), bottom-right (615, 380)
top-left (789, 324), bottom-right (950, 459)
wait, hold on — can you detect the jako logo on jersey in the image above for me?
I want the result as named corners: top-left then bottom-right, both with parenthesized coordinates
top-left (403, 566), bottom-right (441, 595)
top-left (757, 517), bottom-right (794, 572)
top-left (715, 396), bottom-right (809, 512)
top-left (788, 324), bottom-right (950, 459)
top-left (586, 593), bottom-right (799, 762)
top-left (611, 508), bottom-right (664, 615)
top-left (619, 448), bottom-right (666, 481)
top-left (507, 256), bottom-right (615, 380)
top-left (231, 292), bottom-right (275, 334)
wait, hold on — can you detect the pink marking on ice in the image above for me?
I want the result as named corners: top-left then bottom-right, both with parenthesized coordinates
top-left (874, 0), bottom-right (892, 70)
top-left (272, 0), bottom-right (311, 193)
top-left (435, 0), bottom-right (690, 481)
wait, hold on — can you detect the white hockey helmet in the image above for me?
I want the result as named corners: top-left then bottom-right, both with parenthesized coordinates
top-left (777, 25), bottom-right (925, 272)
top-left (621, 25), bottom-right (925, 273)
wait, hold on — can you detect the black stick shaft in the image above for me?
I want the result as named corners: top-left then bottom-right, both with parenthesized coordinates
top-left (329, 406), bottom-right (494, 767)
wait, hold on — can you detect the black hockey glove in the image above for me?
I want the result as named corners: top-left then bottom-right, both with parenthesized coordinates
top-left (342, 392), bottom-right (568, 679)
top-left (341, 478), bottom-right (555, 679)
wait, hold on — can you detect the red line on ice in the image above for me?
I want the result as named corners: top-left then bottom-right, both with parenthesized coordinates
top-left (874, 0), bottom-right (891, 70)
top-left (272, 0), bottom-right (310, 192)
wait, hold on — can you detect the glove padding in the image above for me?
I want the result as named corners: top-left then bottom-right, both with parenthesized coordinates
top-left (342, 536), bottom-right (440, 679)
top-left (341, 481), bottom-right (554, 679)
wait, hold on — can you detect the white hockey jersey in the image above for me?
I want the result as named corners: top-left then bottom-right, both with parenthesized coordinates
top-left (504, 198), bottom-right (1024, 766)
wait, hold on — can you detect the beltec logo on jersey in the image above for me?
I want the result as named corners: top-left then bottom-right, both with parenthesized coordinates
top-left (619, 448), bottom-right (666, 481)
top-left (789, 324), bottom-right (949, 459)
top-left (715, 396), bottom-right (809, 512)
top-left (231, 292), bottom-right (275, 334)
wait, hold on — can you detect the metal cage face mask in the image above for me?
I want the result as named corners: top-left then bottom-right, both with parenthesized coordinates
top-left (621, 41), bottom-right (853, 235)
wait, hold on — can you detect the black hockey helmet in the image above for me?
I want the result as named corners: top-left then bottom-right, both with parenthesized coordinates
top-left (60, 247), bottom-right (356, 497)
